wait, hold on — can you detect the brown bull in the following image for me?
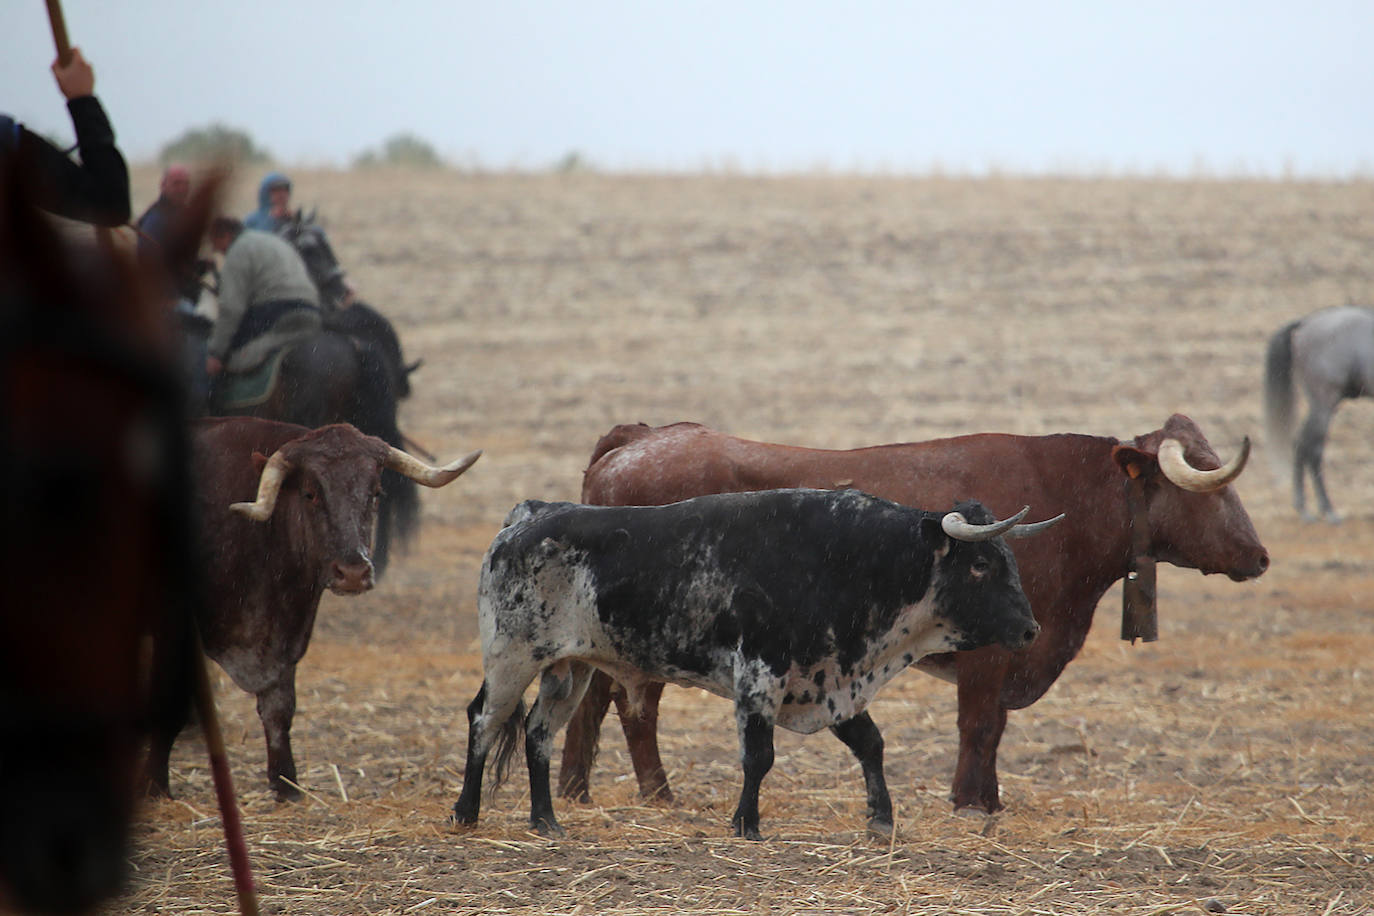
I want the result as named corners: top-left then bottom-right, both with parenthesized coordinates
top-left (146, 417), bottom-right (480, 801)
top-left (558, 415), bottom-right (1269, 813)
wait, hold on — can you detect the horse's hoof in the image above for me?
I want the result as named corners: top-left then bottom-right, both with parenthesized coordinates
top-left (1325, 513), bottom-right (1344, 525)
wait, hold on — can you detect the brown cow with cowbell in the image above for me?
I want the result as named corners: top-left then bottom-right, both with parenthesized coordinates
top-left (146, 417), bottom-right (480, 801)
top-left (558, 414), bottom-right (1268, 814)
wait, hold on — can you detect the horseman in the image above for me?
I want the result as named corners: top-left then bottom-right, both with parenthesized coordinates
top-left (204, 216), bottom-right (321, 385)
top-left (246, 170), bottom-right (355, 309)
top-left (1, 47), bottom-right (129, 226)
top-left (244, 170), bottom-right (293, 231)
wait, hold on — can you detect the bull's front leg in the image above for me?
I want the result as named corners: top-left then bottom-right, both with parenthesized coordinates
top-left (255, 674), bottom-right (300, 801)
top-left (830, 712), bottom-right (893, 835)
top-left (951, 656), bottom-right (1009, 813)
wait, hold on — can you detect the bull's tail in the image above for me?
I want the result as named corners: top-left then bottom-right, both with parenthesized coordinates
top-left (487, 700), bottom-right (527, 798)
top-left (1263, 319), bottom-right (1300, 480)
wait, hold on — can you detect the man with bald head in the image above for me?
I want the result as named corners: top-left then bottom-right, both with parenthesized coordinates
top-left (136, 164), bottom-right (191, 246)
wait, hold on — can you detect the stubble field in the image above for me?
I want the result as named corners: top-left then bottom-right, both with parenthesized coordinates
top-left (124, 167), bottom-right (1373, 915)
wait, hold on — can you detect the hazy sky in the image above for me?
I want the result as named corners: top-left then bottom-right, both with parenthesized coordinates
top-left (3, 2), bottom-right (1370, 175)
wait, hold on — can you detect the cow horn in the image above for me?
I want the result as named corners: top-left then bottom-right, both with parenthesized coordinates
top-left (941, 505), bottom-right (1030, 542)
top-left (1005, 512), bottom-right (1066, 538)
top-left (385, 446), bottom-right (482, 487)
top-left (1157, 436), bottom-right (1249, 492)
top-left (229, 450), bottom-right (294, 521)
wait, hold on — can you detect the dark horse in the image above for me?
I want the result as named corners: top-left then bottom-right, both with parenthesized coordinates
top-left (210, 211), bottom-right (422, 574)
top-left (1265, 305), bottom-right (1374, 522)
top-left (0, 154), bottom-right (208, 913)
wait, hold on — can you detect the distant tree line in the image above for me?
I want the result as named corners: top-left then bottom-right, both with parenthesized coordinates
top-left (156, 126), bottom-right (594, 173)
top-left (156, 124), bottom-right (449, 170)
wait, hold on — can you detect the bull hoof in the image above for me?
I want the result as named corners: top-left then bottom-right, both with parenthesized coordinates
top-left (731, 822), bottom-right (764, 841)
top-left (558, 786), bottom-right (595, 805)
top-left (274, 784), bottom-right (303, 803)
top-left (452, 803), bottom-right (479, 826)
top-left (642, 785), bottom-right (676, 806)
top-left (951, 802), bottom-right (996, 818)
top-left (532, 817), bottom-right (565, 838)
top-left (556, 777), bottom-right (591, 804)
top-left (866, 818), bottom-right (894, 838)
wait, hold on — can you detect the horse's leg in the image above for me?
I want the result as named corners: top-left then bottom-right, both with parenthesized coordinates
top-left (1295, 401), bottom-right (1340, 523)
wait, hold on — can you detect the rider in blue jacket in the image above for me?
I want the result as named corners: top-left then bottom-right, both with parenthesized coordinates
top-left (244, 171), bottom-right (292, 231)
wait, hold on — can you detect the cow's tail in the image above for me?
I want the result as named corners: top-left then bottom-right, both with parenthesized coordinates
top-left (487, 700), bottom-right (527, 798)
top-left (1263, 319), bottom-right (1300, 480)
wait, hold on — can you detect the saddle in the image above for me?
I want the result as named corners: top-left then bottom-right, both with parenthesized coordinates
top-left (214, 346), bottom-right (293, 409)
top-left (214, 310), bottom-right (323, 409)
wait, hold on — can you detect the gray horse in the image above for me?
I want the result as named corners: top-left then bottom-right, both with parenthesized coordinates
top-left (1264, 305), bottom-right (1374, 522)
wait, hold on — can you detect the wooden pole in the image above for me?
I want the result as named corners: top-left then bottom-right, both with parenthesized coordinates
top-left (192, 629), bottom-right (262, 916)
top-left (45, 0), bottom-right (73, 65)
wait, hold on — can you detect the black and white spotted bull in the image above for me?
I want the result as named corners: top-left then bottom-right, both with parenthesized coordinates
top-left (452, 488), bottom-right (1059, 840)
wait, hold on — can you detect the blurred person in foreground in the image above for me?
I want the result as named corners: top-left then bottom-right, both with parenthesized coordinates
top-left (139, 163), bottom-right (219, 405)
top-left (0, 47), bottom-right (130, 226)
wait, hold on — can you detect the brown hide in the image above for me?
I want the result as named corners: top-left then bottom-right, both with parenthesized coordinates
top-left (561, 416), bottom-right (1268, 812)
top-left (145, 418), bottom-right (391, 801)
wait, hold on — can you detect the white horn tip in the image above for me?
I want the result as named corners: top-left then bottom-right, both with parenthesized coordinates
top-left (230, 501), bottom-right (272, 521)
top-left (449, 449), bottom-right (483, 471)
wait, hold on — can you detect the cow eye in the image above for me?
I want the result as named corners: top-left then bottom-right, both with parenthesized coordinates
top-left (970, 557), bottom-right (991, 576)
top-left (303, 487), bottom-right (319, 503)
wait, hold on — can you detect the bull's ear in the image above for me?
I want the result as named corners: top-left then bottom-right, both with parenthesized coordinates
top-left (920, 516), bottom-right (950, 555)
top-left (250, 450), bottom-right (270, 474)
top-left (1111, 444), bottom-right (1156, 481)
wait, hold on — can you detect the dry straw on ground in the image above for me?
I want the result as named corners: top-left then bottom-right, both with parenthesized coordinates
top-left (125, 168), bottom-right (1371, 915)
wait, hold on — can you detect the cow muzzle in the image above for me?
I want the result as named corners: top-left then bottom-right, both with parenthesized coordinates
top-left (999, 616), bottom-right (1041, 651)
top-left (328, 557), bottom-right (375, 595)
top-left (1227, 548), bottom-right (1270, 582)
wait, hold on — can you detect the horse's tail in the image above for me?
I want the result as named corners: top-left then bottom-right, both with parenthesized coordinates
top-left (354, 340), bottom-right (419, 576)
top-left (1264, 319), bottom-right (1301, 479)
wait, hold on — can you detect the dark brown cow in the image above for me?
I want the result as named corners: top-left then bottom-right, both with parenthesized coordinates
top-left (0, 157), bottom-right (215, 910)
top-left (146, 417), bottom-right (480, 801)
top-left (559, 416), bottom-right (1269, 813)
